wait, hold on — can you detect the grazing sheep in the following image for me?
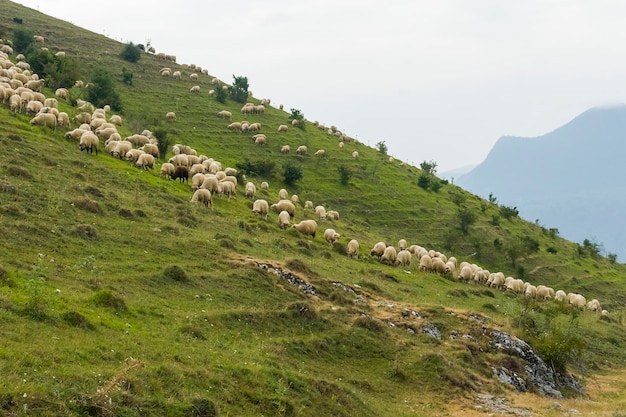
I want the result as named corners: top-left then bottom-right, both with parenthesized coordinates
top-left (227, 122), bottom-right (242, 132)
top-left (347, 239), bottom-right (359, 259)
top-left (296, 145), bottom-right (307, 155)
top-left (109, 114), bottom-right (122, 125)
top-left (554, 290), bottom-right (567, 302)
top-left (380, 246), bottom-right (397, 265)
top-left (189, 85), bottom-right (200, 93)
top-left (280, 145), bottom-right (291, 153)
top-left (278, 210), bottom-right (291, 229)
top-left (190, 188), bottom-right (212, 208)
top-left (396, 250), bottom-right (412, 267)
top-left (160, 162), bottom-right (176, 179)
top-left (245, 182), bottom-right (257, 199)
top-left (200, 175), bottom-right (220, 194)
top-left (169, 153), bottom-right (189, 168)
top-left (124, 148), bottom-right (144, 163)
top-left (524, 284), bottom-right (538, 298)
top-left (217, 110), bottom-right (232, 120)
top-left (279, 188), bottom-right (288, 200)
top-left (314, 149), bottom-right (325, 157)
top-left (79, 132), bottom-right (99, 154)
top-left (398, 239), bottom-right (407, 251)
top-left (135, 153), bottom-right (155, 170)
top-left (172, 166), bottom-right (189, 183)
top-left (270, 199), bottom-right (296, 218)
top-left (327, 210), bottom-right (340, 221)
top-left (55, 87), bottom-right (69, 100)
top-left (536, 285), bottom-right (554, 300)
top-left (278, 124), bottom-right (288, 133)
top-left (261, 181), bottom-right (269, 190)
top-left (586, 299), bottom-right (601, 312)
top-left (112, 141), bottom-right (132, 159)
top-left (189, 164), bottom-right (206, 177)
top-left (323, 229), bottom-right (341, 245)
top-left (315, 205), bottom-right (326, 220)
top-left (292, 220), bottom-right (317, 238)
top-left (352, 151), bottom-right (359, 159)
top-left (166, 111), bottom-right (176, 120)
top-left (220, 180), bottom-right (236, 199)
top-left (370, 242), bottom-right (387, 258)
top-left (291, 194), bottom-right (299, 205)
top-left (125, 134), bottom-right (150, 147)
top-left (252, 199), bottom-right (269, 220)
top-left (304, 201), bottom-right (314, 212)
top-left (420, 255), bottom-right (433, 273)
top-left (140, 143), bottom-right (160, 158)
top-left (30, 112), bottom-right (57, 129)
top-left (567, 293), bottom-right (586, 309)
top-left (431, 257), bottom-right (449, 275)
top-left (65, 128), bottom-right (88, 141)
top-left (254, 135), bottom-right (266, 145)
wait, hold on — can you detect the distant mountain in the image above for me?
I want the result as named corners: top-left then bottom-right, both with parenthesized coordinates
top-left (439, 164), bottom-right (476, 182)
top-left (457, 105), bottom-right (626, 261)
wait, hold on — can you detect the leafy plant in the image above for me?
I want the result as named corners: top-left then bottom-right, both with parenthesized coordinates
top-left (283, 164), bottom-right (303, 186)
top-left (375, 141), bottom-right (387, 155)
top-left (499, 205), bottom-right (519, 219)
top-left (87, 67), bottom-right (122, 111)
top-left (120, 42), bottom-right (141, 63)
top-left (420, 160), bottom-right (437, 175)
top-left (337, 165), bottom-right (352, 185)
top-left (122, 67), bottom-right (133, 85)
top-left (229, 75), bottom-right (249, 103)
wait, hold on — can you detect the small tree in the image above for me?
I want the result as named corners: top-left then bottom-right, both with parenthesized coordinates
top-left (229, 75), bottom-right (249, 103)
top-left (12, 28), bottom-right (33, 53)
top-left (375, 141), bottom-right (387, 155)
top-left (120, 42), bottom-right (141, 63)
top-left (283, 164), bottom-right (303, 186)
top-left (417, 173), bottom-right (430, 190)
top-left (289, 108), bottom-right (305, 130)
top-left (215, 84), bottom-right (227, 103)
top-left (87, 68), bottom-right (122, 111)
top-left (419, 160), bottom-right (437, 175)
top-left (121, 67), bottom-right (133, 85)
top-left (338, 165), bottom-right (352, 185)
top-left (153, 128), bottom-right (169, 159)
top-left (458, 207), bottom-right (476, 234)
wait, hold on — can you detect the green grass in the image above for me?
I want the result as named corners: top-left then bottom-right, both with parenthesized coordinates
top-left (1, 1), bottom-right (626, 415)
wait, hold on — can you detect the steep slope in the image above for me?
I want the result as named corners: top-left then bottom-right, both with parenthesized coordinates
top-left (457, 105), bottom-right (626, 259)
top-left (1, 1), bottom-right (626, 416)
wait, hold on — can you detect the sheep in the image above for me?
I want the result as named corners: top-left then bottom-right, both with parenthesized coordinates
top-left (109, 114), bottom-right (122, 125)
top-left (280, 145), bottom-right (291, 153)
top-left (489, 272), bottom-right (506, 290)
top-left (172, 70), bottom-right (181, 79)
top-left (457, 265), bottom-right (473, 282)
top-left (189, 164), bottom-right (206, 177)
top-left (252, 199), bottom-right (270, 220)
top-left (278, 210), bottom-right (291, 229)
top-left (370, 242), bottom-right (386, 258)
top-left (380, 246), bottom-right (397, 265)
top-left (221, 175), bottom-right (238, 187)
top-left (398, 239), bottom-right (407, 251)
top-left (189, 73), bottom-right (198, 81)
top-left (217, 110), bottom-right (232, 120)
top-left (200, 175), bottom-right (220, 194)
top-left (140, 143), bottom-right (160, 158)
top-left (536, 285), bottom-right (554, 300)
top-left (169, 153), bottom-right (189, 168)
top-left (315, 205), bottom-right (326, 220)
top-left (208, 89), bottom-right (215, 97)
top-left (339, 142), bottom-right (344, 149)
top-left (189, 85), bottom-right (200, 93)
top-left (279, 188), bottom-right (289, 200)
top-left (227, 122), bottom-right (242, 132)
top-left (73, 112), bottom-right (91, 124)
top-left (524, 284), bottom-right (537, 298)
top-left (135, 153), bottom-right (155, 170)
top-left (352, 151), bottom-right (359, 159)
top-left (396, 250), bottom-right (412, 267)
top-left (9, 94), bottom-right (21, 112)
top-left (219, 180), bottom-right (236, 199)
top-left (125, 148), bottom-right (144, 163)
top-left (261, 181), bottom-right (269, 190)
top-left (30, 112), bottom-right (57, 129)
top-left (26, 100), bottom-right (43, 115)
top-left (44, 97), bottom-right (58, 109)
top-left (57, 112), bottom-right (69, 128)
top-left (314, 149), bottom-right (325, 157)
top-left (65, 128), bottom-right (88, 141)
top-left (166, 111), bottom-right (176, 121)
top-left (254, 135), bottom-right (266, 145)
top-left (296, 145), bottom-right (307, 155)
top-left (95, 127), bottom-right (118, 140)
top-left (160, 162), bottom-right (176, 179)
top-left (431, 257), bottom-right (449, 275)
top-left (292, 220), bottom-right (317, 238)
top-left (112, 141), bottom-right (132, 159)
top-left (304, 201), bottom-right (314, 212)
top-left (278, 124), bottom-right (288, 133)
top-left (554, 290), bottom-right (567, 302)
top-left (291, 195), bottom-right (299, 205)
top-left (270, 199), bottom-right (296, 218)
top-left (190, 188), bottom-right (212, 208)
top-left (346, 239), bottom-right (359, 259)
top-left (172, 166), bottom-right (189, 183)
top-left (601, 310), bottom-right (609, 317)
top-left (55, 88), bottom-right (69, 100)
top-left (323, 228), bottom-right (341, 245)
top-left (327, 210), bottom-right (340, 221)
top-left (505, 278), bottom-right (525, 294)
top-left (586, 299), bottom-right (601, 312)
top-left (79, 132), bottom-right (99, 154)
top-left (125, 134), bottom-right (150, 147)
top-left (567, 293), bottom-right (586, 309)
top-left (245, 182), bottom-right (256, 199)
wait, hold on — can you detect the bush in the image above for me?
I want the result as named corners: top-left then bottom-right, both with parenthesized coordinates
top-left (499, 205), bottom-right (519, 219)
top-left (12, 28), bottom-right (32, 53)
top-left (153, 128), bottom-right (169, 160)
top-left (229, 75), bottom-right (249, 103)
top-left (337, 165), bottom-right (352, 185)
top-left (122, 67), bottom-right (133, 85)
top-left (214, 84), bottom-right (227, 103)
top-left (26, 48), bottom-right (81, 90)
top-left (87, 67), bottom-right (122, 111)
top-left (375, 141), bottom-right (387, 155)
top-left (163, 265), bottom-right (188, 282)
top-left (120, 42), bottom-right (141, 63)
top-left (417, 173), bottom-right (430, 190)
top-left (90, 289), bottom-right (126, 310)
top-left (283, 164), bottom-right (303, 186)
top-left (235, 159), bottom-right (275, 177)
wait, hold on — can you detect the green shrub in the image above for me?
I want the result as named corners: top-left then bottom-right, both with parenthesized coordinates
top-left (120, 42), bottom-right (141, 63)
top-left (122, 67), bottom-right (133, 85)
top-left (163, 265), bottom-right (188, 282)
top-left (499, 205), bottom-right (519, 219)
top-left (87, 67), bottom-right (122, 111)
top-left (12, 28), bottom-right (32, 53)
top-left (283, 164), bottom-right (303, 186)
top-left (229, 75), bottom-right (249, 103)
top-left (90, 289), bottom-right (126, 310)
top-left (337, 165), bottom-right (352, 185)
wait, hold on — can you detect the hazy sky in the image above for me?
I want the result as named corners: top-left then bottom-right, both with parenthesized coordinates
top-left (15, 0), bottom-right (626, 172)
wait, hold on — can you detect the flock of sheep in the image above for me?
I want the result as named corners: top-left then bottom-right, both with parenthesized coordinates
top-left (0, 35), bottom-right (608, 320)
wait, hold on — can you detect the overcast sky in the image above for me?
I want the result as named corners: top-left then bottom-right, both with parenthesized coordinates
top-left (15, 0), bottom-right (626, 172)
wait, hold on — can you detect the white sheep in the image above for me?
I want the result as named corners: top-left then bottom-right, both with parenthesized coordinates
top-left (279, 189), bottom-right (288, 200)
top-left (554, 290), bottom-right (567, 302)
top-left (160, 162), bottom-right (175, 179)
top-left (261, 181), bottom-right (269, 191)
top-left (79, 132), bottom-right (99, 154)
top-left (315, 205), bottom-right (326, 220)
top-left (278, 124), bottom-right (288, 133)
top-left (112, 141), bottom-right (132, 159)
top-left (280, 145), bottom-right (291, 153)
top-left (125, 148), bottom-right (145, 163)
top-left (323, 228), bottom-right (341, 245)
top-left (251, 199), bottom-right (269, 220)
top-left (536, 285), bottom-right (554, 300)
top-left (30, 112), bottom-right (57, 129)
top-left (217, 110), bottom-right (232, 120)
top-left (219, 180), bottom-right (236, 200)
top-left (396, 250), bottom-right (412, 267)
top-left (296, 145), bottom-right (307, 155)
top-left (304, 201), bottom-right (314, 212)
top-left (189, 85), bottom-right (200, 93)
top-left (567, 293), bottom-right (586, 309)
top-left (292, 220), bottom-right (317, 238)
top-left (420, 255), bottom-right (433, 273)
top-left (586, 299), bottom-right (601, 312)
top-left (347, 239), bottom-right (359, 259)
top-left (370, 242), bottom-right (386, 258)
top-left (270, 199), bottom-right (296, 218)
top-left (190, 189), bottom-right (212, 208)
top-left (314, 149), bottom-right (325, 157)
top-left (134, 153), bottom-right (155, 170)
top-left (65, 128), bottom-right (88, 141)
top-left (380, 246), bottom-right (397, 265)
top-left (398, 239), bottom-right (407, 251)
top-left (327, 210), bottom-right (340, 221)
top-left (166, 111), bottom-right (176, 121)
top-left (278, 210), bottom-right (291, 229)
top-left (55, 88), bottom-right (68, 100)
top-left (245, 182), bottom-right (257, 199)
top-left (352, 151), bottom-right (359, 159)
top-left (200, 175), bottom-right (221, 194)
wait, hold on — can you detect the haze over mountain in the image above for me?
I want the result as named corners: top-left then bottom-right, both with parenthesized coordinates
top-left (457, 105), bottom-right (626, 261)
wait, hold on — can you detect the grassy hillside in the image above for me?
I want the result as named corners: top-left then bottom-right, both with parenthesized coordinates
top-left (1, 1), bottom-right (626, 416)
